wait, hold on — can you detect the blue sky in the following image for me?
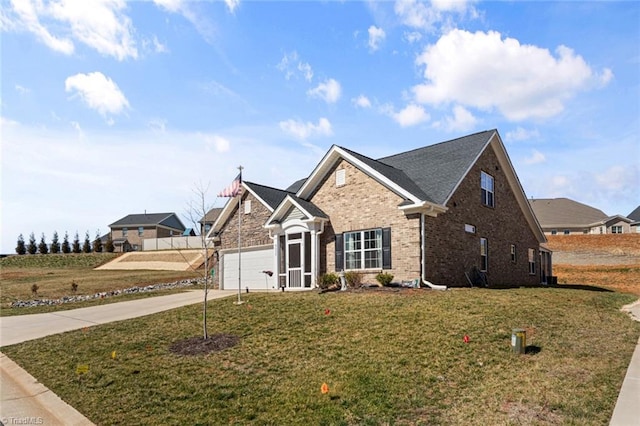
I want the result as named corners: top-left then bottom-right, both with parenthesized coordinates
top-left (1, 0), bottom-right (638, 253)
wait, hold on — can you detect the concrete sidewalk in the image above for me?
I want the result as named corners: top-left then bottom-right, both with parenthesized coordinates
top-left (0, 290), bottom-right (235, 425)
top-left (610, 299), bottom-right (640, 426)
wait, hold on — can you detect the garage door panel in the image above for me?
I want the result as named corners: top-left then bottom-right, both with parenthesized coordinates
top-left (222, 248), bottom-right (275, 291)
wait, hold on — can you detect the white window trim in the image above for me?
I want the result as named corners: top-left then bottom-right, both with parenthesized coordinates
top-left (480, 238), bottom-right (488, 272)
top-left (344, 229), bottom-right (382, 270)
top-left (336, 169), bottom-right (346, 187)
top-left (481, 171), bottom-right (494, 208)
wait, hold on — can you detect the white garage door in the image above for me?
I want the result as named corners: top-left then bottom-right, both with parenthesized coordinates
top-left (222, 247), bottom-right (276, 291)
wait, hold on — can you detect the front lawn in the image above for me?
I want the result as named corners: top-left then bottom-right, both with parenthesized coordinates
top-left (3, 288), bottom-right (639, 424)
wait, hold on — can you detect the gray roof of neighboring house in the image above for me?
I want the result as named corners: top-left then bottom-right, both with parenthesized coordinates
top-left (200, 208), bottom-right (223, 224)
top-left (628, 206), bottom-right (640, 222)
top-left (528, 198), bottom-right (608, 228)
top-left (109, 213), bottom-right (186, 231)
top-left (244, 181), bottom-right (293, 210)
top-left (378, 130), bottom-right (494, 205)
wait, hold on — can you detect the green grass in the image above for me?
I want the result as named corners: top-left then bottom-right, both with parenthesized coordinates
top-left (1, 253), bottom-right (200, 315)
top-left (3, 288), bottom-right (639, 425)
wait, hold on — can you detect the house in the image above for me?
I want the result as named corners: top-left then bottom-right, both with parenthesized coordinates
top-left (109, 212), bottom-right (186, 252)
top-left (529, 198), bottom-right (634, 234)
top-left (199, 208), bottom-right (223, 236)
top-left (209, 129), bottom-right (551, 291)
top-left (628, 206), bottom-right (640, 233)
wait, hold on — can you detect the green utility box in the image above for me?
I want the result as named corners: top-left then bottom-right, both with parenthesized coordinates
top-left (511, 328), bottom-right (526, 354)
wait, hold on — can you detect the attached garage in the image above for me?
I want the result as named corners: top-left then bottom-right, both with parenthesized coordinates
top-left (220, 245), bottom-right (276, 291)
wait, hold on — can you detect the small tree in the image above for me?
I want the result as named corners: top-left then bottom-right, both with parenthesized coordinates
top-left (27, 232), bottom-right (37, 255)
top-left (93, 230), bottom-right (103, 253)
top-left (61, 232), bottom-right (71, 254)
top-left (38, 233), bottom-right (49, 254)
top-left (82, 231), bottom-right (92, 253)
top-left (105, 233), bottom-right (115, 253)
top-left (16, 234), bottom-right (26, 255)
top-left (50, 231), bottom-right (61, 254)
top-left (72, 232), bottom-right (81, 254)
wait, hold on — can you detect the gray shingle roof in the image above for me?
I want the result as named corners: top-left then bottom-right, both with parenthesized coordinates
top-left (340, 146), bottom-right (431, 202)
top-left (200, 208), bottom-right (223, 224)
top-left (109, 213), bottom-right (185, 231)
top-left (286, 178), bottom-right (306, 193)
top-left (378, 130), bottom-right (494, 205)
top-left (628, 205), bottom-right (640, 222)
top-left (244, 181), bottom-right (292, 210)
top-left (528, 198), bottom-right (608, 228)
top-left (289, 195), bottom-right (329, 219)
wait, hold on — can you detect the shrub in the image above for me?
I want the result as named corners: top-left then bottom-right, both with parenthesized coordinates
top-left (15, 234), bottom-right (26, 255)
top-left (71, 282), bottom-right (78, 293)
top-left (27, 233), bottom-right (37, 255)
top-left (345, 271), bottom-right (364, 288)
top-left (318, 272), bottom-right (339, 289)
top-left (375, 272), bottom-right (394, 287)
top-left (38, 233), bottom-right (49, 255)
top-left (31, 284), bottom-right (39, 296)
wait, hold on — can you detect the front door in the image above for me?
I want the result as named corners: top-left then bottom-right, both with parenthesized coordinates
top-left (288, 238), bottom-right (302, 288)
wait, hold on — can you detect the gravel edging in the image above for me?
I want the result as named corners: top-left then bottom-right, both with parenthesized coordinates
top-left (11, 278), bottom-right (205, 308)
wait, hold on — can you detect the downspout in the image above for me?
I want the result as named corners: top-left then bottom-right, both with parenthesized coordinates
top-left (268, 227), bottom-right (278, 291)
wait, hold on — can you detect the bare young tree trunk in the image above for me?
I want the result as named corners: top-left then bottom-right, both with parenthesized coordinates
top-left (185, 182), bottom-right (216, 340)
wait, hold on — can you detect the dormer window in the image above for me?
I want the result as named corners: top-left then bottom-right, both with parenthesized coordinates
top-left (481, 171), bottom-right (494, 207)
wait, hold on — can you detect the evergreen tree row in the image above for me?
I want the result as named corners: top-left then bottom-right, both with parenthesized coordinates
top-left (15, 231), bottom-right (115, 255)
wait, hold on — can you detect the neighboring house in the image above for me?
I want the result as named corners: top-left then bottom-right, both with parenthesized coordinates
top-left (209, 129), bottom-right (551, 291)
top-left (628, 206), bottom-right (640, 233)
top-left (199, 208), bottom-right (223, 236)
top-left (109, 213), bottom-right (186, 252)
top-left (529, 198), bottom-right (634, 234)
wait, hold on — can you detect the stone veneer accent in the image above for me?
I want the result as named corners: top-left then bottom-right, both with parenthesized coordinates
top-left (310, 159), bottom-right (421, 284)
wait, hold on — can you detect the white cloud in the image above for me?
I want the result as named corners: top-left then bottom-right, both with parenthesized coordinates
top-left (307, 79), bottom-right (341, 104)
top-left (3, 0), bottom-right (138, 60)
top-left (524, 149), bottom-right (546, 165)
top-left (368, 25), bottom-right (385, 51)
top-left (152, 36), bottom-right (168, 53)
top-left (279, 117), bottom-right (333, 140)
top-left (391, 104), bottom-right (430, 127)
top-left (394, 0), bottom-right (440, 33)
top-left (148, 118), bottom-right (167, 133)
top-left (404, 31), bottom-right (422, 44)
top-left (394, 0), bottom-right (477, 34)
top-left (15, 84), bottom-right (30, 94)
top-left (436, 104), bottom-right (477, 132)
top-left (277, 51), bottom-right (313, 81)
top-left (505, 127), bottom-right (540, 142)
top-left (153, 0), bottom-right (183, 13)
top-left (70, 121), bottom-right (84, 139)
top-left (413, 29), bottom-right (612, 121)
top-left (352, 95), bottom-right (372, 109)
top-left (3, 0), bottom-right (74, 54)
top-left (203, 134), bottom-right (231, 153)
top-left (65, 72), bottom-right (129, 117)
top-left (224, 0), bottom-right (240, 13)
top-left (595, 165), bottom-right (638, 193)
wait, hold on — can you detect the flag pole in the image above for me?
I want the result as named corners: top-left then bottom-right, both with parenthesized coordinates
top-left (235, 165), bottom-right (244, 305)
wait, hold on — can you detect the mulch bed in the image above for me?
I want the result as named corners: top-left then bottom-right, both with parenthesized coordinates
top-left (169, 333), bottom-right (240, 356)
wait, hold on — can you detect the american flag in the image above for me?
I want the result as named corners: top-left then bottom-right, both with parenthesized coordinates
top-left (218, 173), bottom-right (241, 197)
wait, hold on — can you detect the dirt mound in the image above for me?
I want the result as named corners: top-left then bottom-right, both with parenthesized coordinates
top-left (169, 334), bottom-right (240, 356)
top-left (96, 250), bottom-right (208, 271)
top-left (547, 234), bottom-right (640, 255)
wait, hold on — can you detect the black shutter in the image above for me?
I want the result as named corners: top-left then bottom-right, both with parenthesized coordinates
top-left (335, 233), bottom-right (344, 271)
top-left (382, 227), bottom-right (391, 269)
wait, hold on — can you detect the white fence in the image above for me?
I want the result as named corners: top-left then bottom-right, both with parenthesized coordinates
top-left (142, 236), bottom-right (205, 251)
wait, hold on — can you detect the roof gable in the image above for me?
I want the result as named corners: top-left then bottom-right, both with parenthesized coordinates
top-left (266, 194), bottom-right (328, 227)
top-left (627, 205), bottom-right (640, 222)
top-left (529, 198), bottom-right (608, 228)
top-left (110, 213), bottom-right (185, 231)
top-left (378, 130), bottom-right (494, 205)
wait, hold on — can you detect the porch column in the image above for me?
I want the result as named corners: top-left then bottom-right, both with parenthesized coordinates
top-left (311, 229), bottom-right (317, 287)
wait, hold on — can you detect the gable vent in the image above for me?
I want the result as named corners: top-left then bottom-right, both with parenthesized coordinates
top-left (336, 169), bottom-right (346, 187)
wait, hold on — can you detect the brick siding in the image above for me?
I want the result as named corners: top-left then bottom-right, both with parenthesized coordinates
top-left (424, 146), bottom-right (541, 287)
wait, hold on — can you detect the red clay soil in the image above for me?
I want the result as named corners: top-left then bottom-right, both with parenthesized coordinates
top-left (547, 234), bottom-right (640, 295)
